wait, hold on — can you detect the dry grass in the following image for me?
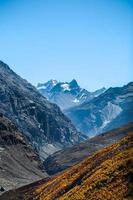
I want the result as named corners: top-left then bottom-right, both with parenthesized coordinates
top-left (1, 130), bottom-right (133, 200)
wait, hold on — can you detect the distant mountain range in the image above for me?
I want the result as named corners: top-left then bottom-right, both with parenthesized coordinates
top-left (37, 79), bottom-right (106, 110)
top-left (0, 61), bottom-right (86, 160)
top-left (37, 79), bottom-right (133, 137)
top-left (65, 82), bottom-right (133, 137)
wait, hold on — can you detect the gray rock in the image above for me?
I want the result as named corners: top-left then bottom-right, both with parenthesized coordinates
top-left (65, 82), bottom-right (133, 137)
top-left (0, 114), bottom-right (45, 192)
top-left (0, 61), bottom-right (86, 160)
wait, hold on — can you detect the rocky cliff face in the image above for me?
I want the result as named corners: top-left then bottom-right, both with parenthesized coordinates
top-left (0, 61), bottom-right (85, 159)
top-left (65, 82), bottom-right (133, 136)
top-left (0, 114), bottom-right (45, 193)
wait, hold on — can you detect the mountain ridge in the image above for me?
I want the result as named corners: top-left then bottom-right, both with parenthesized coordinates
top-left (65, 81), bottom-right (133, 136)
top-left (43, 122), bottom-right (133, 175)
top-left (0, 114), bottom-right (46, 193)
top-left (0, 61), bottom-right (85, 160)
top-left (37, 79), bottom-right (106, 110)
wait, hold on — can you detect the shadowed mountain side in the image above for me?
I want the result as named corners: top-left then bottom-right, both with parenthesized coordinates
top-left (43, 122), bottom-right (133, 175)
top-left (0, 114), bottom-right (46, 193)
top-left (0, 61), bottom-right (86, 160)
top-left (1, 131), bottom-right (133, 200)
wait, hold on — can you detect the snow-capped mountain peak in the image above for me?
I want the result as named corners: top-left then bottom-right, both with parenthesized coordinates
top-left (37, 79), bottom-right (106, 110)
top-left (61, 83), bottom-right (71, 91)
top-left (37, 79), bottom-right (58, 91)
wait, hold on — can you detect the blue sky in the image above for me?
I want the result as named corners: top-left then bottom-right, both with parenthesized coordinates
top-left (0, 0), bottom-right (132, 91)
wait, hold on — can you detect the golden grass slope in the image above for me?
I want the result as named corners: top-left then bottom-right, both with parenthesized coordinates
top-left (1, 129), bottom-right (133, 200)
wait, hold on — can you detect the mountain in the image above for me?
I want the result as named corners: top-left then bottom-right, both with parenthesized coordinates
top-left (65, 82), bottom-right (133, 136)
top-left (0, 114), bottom-right (45, 193)
top-left (43, 122), bottom-right (133, 175)
top-left (1, 131), bottom-right (133, 200)
top-left (37, 79), bottom-right (106, 110)
top-left (0, 61), bottom-right (85, 160)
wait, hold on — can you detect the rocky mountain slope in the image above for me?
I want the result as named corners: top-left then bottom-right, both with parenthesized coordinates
top-left (0, 114), bottom-right (45, 193)
top-left (65, 82), bottom-right (133, 136)
top-left (0, 61), bottom-right (85, 160)
top-left (1, 131), bottom-right (133, 200)
top-left (43, 122), bottom-right (133, 175)
top-left (37, 79), bottom-right (106, 110)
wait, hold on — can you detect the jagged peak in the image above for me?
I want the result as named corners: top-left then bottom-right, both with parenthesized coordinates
top-left (0, 60), bottom-right (18, 79)
top-left (69, 79), bottom-right (79, 88)
top-left (70, 79), bottom-right (78, 84)
top-left (0, 60), bottom-right (11, 71)
top-left (37, 79), bottom-right (58, 89)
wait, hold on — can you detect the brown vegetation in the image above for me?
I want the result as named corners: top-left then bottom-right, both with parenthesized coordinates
top-left (44, 122), bottom-right (133, 175)
top-left (1, 128), bottom-right (133, 200)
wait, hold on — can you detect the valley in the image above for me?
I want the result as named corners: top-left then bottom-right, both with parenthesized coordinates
top-left (0, 61), bottom-right (132, 199)
top-left (1, 130), bottom-right (133, 200)
top-left (0, 1), bottom-right (132, 199)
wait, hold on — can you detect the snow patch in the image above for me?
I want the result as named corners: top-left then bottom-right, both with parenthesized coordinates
top-left (101, 119), bottom-right (111, 129)
top-left (61, 83), bottom-right (71, 91)
top-left (51, 80), bottom-right (58, 86)
top-left (73, 98), bottom-right (80, 103)
top-left (101, 102), bottom-right (122, 128)
top-left (37, 85), bottom-right (46, 90)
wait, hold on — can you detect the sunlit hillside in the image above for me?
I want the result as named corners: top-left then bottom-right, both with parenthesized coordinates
top-left (1, 127), bottom-right (133, 200)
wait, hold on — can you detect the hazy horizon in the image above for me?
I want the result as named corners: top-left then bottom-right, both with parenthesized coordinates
top-left (0, 0), bottom-right (132, 91)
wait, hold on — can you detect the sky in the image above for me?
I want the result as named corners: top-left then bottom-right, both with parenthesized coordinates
top-left (0, 0), bottom-right (132, 91)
